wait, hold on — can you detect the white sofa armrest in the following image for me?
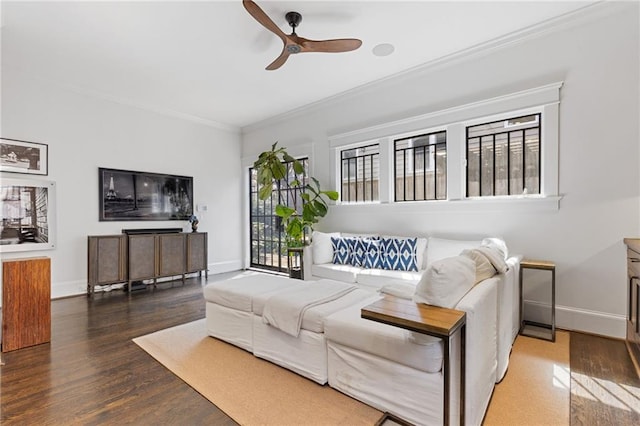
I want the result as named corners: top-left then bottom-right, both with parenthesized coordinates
top-left (303, 245), bottom-right (313, 280)
top-left (455, 276), bottom-right (498, 426)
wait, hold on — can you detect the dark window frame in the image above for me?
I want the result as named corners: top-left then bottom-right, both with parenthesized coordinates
top-left (394, 130), bottom-right (447, 202)
top-left (465, 113), bottom-right (541, 197)
top-left (340, 144), bottom-right (379, 203)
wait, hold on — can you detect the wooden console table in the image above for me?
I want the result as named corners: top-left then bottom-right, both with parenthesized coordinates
top-left (2, 257), bottom-right (51, 352)
top-left (87, 230), bottom-right (208, 295)
top-left (361, 295), bottom-right (466, 426)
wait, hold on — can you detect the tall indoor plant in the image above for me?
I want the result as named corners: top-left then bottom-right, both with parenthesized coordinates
top-left (253, 142), bottom-right (338, 247)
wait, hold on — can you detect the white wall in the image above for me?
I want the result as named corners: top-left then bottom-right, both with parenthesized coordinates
top-left (241, 3), bottom-right (640, 338)
top-left (1, 67), bottom-right (244, 299)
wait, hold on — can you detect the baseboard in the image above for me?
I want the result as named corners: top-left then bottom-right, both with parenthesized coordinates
top-left (208, 260), bottom-right (243, 275)
top-left (51, 279), bottom-right (87, 299)
top-left (48, 262), bottom-right (243, 300)
top-left (523, 300), bottom-right (626, 339)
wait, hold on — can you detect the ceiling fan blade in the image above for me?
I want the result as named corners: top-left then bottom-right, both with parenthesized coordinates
top-left (298, 37), bottom-right (362, 53)
top-left (243, 0), bottom-right (287, 42)
top-left (265, 48), bottom-right (291, 71)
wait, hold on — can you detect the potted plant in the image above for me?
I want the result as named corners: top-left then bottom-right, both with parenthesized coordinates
top-left (253, 142), bottom-right (338, 250)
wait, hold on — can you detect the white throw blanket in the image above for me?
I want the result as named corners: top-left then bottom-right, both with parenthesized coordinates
top-left (475, 246), bottom-right (508, 273)
top-left (262, 280), bottom-right (356, 337)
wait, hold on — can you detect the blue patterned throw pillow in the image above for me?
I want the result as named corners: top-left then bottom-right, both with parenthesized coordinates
top-left (350, 237), bottom-right (367, 267)
top-left (381, 238), bottom-right (418, 271)
top-left (331, 237), bottom-right (351, 265)
top-left (360, 237), bottom-right (383, 269)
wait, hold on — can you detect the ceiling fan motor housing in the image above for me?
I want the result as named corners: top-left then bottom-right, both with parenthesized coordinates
top-left (285, 11), bottom-right (302, 30)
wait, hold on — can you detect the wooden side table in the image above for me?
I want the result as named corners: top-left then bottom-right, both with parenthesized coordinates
top-left (361, 295), bottom-right (466, 426)
top-left (2, 256), bottom-right (51, 352)
top-left (519, 259), bottom-right (556, 342)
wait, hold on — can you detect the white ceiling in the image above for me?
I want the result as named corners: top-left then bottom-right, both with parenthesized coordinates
top-left (1, 1), bottom-right (597, 130)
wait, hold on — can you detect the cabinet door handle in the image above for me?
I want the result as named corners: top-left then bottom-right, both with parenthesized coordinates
top-left (636, 280), bottom-right (640, 334)
top-left (630, 276), bottom-right (639, 321)
top-left (631, 258), bottom-right (640, 262)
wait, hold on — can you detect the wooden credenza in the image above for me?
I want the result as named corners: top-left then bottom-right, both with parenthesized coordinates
top-left (624, 238), bottom-right (640, 375)
top-left (2, 257), bottom-right (51, 352)
top-left (87, 231), bottom-right (208, 295)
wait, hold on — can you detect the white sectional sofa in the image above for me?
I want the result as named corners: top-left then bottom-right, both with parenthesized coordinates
top-left (325, 275), bottom-right (497, 425)
top-left (204, 233), bottom-right (521, 425)
top-left (305, 231), bottom-right (521, 383)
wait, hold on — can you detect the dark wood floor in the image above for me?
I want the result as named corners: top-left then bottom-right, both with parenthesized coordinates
top-left (570, 332), bottom-right (640, 425)
top-left (1, 278), bottom-right (237, 425)
top-left (1, 277), bottom-right (639, 425)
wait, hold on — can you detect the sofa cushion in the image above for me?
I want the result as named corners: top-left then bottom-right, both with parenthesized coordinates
top-left (356, 268), bottom-right (422, 291)
top-left (324, 296), bottom-right (443, 373)
top-left (311, 263), bottom-right (360, 283)
top-left (381, 237), bottom-right (418, 271)
top-left (426, 236), bottom-right (482, 267)
top-left (378, 281), bottom-right (418, 299)
top-left (203, 274), bottom-right (298, 311)
top-left (413, 255), bottom-right (475, 309)
top-left (312, 231), bottom-right (340, 264)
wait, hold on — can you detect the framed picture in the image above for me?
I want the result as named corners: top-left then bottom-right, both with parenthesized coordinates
top-left (0, 178), bottom-right (56, 253)
top-left (0, 138), bottom-right (48, 175)
top-left (99, 167), bottom-right (194, 221)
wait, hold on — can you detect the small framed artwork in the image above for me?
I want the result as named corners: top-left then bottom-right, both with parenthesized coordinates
top-left (99, 167), bottom-right (194, 221)
top-left (0, 138), bottom-right (48, 175)
top-left (0, 178), bottom-right (56, 253)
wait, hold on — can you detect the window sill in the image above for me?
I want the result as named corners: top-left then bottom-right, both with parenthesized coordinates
top-left (334, 195), bottom-right (562, 213)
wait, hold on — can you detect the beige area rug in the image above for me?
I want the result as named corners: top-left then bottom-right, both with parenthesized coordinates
top-left (133, 319), bottom-right (382, 425)
top-left (484, 330), bottom-right (570, 425)
top-left (134, 320), bottom-right (570, 426)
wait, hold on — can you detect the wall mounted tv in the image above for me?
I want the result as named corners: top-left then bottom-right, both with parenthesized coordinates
top-left (99, 167), bottom-right (193, 221)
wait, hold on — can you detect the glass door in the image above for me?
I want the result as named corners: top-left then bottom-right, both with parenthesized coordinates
top-left (249, 158), bottom-right (308, 273)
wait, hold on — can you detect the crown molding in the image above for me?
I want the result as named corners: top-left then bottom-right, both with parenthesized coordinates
top-left (2, 63), bottom-right (240, 134)
top-left (328, 81), bottom-right (562, 146)
top-left (241, 0), bottom-right (621, 134)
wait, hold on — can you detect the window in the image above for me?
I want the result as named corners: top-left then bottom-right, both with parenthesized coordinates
top-left (466, 113), bottom-right (541, 197)
top-left (394, 131), bottom-right (447, 202)
top-left (329, 83), bottom-right (560, 210)
top-left (249, 158), bottom-right (308, 273)
top-left (340, 144), bottom-right (379, 203)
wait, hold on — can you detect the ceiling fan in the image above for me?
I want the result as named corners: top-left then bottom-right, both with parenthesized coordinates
top-left (242, 0), bottom-right (363, 70)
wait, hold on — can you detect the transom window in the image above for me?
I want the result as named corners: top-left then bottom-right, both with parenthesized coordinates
top-left (394, 131), bottom-right (447, 202)
top-left (340, 144), bottom-right (379, 203)
top-left (466, 113), bottom-right (541, 197)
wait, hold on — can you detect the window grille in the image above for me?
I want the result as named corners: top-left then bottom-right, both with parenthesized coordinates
top-left (249, 158), bottom-right (308, 273)
top-left (466, 113), bottom-right (541, 197)
top-left (394, 131), bottom-right (447, 202)
top-left (340, 144), bottom-right (379, 203)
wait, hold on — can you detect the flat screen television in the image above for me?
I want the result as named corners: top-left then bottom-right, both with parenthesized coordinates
top-left (99, 167), bottom-right (193, 221)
